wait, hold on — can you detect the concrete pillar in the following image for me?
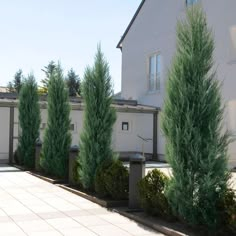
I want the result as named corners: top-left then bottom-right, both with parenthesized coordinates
top-left (68, 145), bottom-right (79, 185)
top-left (9, 107), bottom-right (14, 164)
top-left (35, 140), bottom-right (42, 172)
top-left (129, 154), bottom-right (145, 209)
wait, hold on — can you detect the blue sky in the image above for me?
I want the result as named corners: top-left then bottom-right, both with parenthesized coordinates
top-left (0, 0), bottom-right (141, 92)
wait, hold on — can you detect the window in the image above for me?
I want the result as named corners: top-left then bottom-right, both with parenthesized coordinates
top-left (186, 0), bottom-right (199, 6)
top-left (148, 54), bottom-right (161, 91)
top-left (122, 122), bottom-right (129, 131)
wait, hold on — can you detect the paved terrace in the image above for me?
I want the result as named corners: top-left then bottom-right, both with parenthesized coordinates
top-left (0, 165), bottom-right (163, 236)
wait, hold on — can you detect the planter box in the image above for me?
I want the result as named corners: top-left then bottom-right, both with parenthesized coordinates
top-left (59, 184), bottom-right (128, 208)
top-left (28, 171), bottom-right (67, 184)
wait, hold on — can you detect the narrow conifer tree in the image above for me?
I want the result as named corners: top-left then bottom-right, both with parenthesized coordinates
top-left (162, 6), bottom-right (230, 228)
top-left (18, 74), bottom-right (40, 168)
top-left (79, 45), bottom-right (116, 190)
top-left (41, 64), bottom-right (71, 178)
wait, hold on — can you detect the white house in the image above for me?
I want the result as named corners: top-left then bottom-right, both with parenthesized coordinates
top-left (117, 0), bottom-right (236, 168)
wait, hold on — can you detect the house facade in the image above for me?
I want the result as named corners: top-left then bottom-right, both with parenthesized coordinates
top-left (117, 0), bottom-right (236, 167)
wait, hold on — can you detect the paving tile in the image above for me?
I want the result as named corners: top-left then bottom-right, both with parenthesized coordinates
top-left (88, 224), bottom-right (132, 236)
top-left (0, 215), bottom-right (13, 223)
top-left (116, 222), bottom-right (158, 235)
top-left (0, 166), bottom-right (164, 236)
top-left (59, 227), bottom-right (98, 236)
top-left (16, 219), bottom-right (55, 233)
top-left (37, 211), bottom-right (67, 220)
top-left (99, 213), bottom-right (133, 224)
top-left (0, 221), bottom-right (25, 234)
top-left (10, 213), bottom-right (42, 222)
top-left (26, 230), bottom-right (62, 236)
top-left (64, 209), bottom-right (91, 217)
top-left (46, 217), bottom-right (83, 230)
top-left (73, 215), bottom-right (110, 227)
top-left (87, 207), bottom-right (112, 215)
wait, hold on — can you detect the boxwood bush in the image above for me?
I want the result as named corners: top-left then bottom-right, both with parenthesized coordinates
top-left (138, 169), bottom-right (172, 218)
top-left (95, 159), bottom-right (129, 200)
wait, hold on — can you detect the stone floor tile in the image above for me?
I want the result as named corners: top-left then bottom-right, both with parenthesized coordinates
top-left (16, 219), bottom-right (54, 233)
top-left (99, 213), bottom-right (133, 224)
top-left (73, 215), bottom-right (110, 227)
top-left (46, 217), bottom-right (83, 230)
top-left (37, 211), bottom-right (67, 220)
top-left (27, 230), bottom-right (63, 236)
top-left (88, 225), bottom-right (132, 236)
top-left (0, 221), bottom-right (25, 234)
top-left (116, 222), bottom-right (158, 235)
top-left (59, 227), bottom-right (98, 236)
top-left (10, 213), bottom-right (41, 222)
top-left (64, 209), bottom-right (91, 217)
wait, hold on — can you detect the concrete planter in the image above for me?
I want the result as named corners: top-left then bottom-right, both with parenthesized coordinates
top-left (68, 146), bottom-right (79, 185)
top-left (129, 154), bottom-right (145, 209)
top-left (35, 140), bottom-right (42, 172)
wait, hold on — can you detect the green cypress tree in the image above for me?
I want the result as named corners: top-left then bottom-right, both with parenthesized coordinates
top-left (79, 45), bottom-right (116, 190)
top-left (14, 69), bottom-right (23, 93)
top-left (41, 64), bottom-right (72, 179)
top-left (18, 74), bottom-right (40, 168)
top-left (162, 6), bottom-right (230, 229)
top-left (66, 68), bottom-right (81, 97)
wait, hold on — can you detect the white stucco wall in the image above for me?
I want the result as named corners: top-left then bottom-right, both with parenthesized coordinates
top-left (120, 0), bottom-right (236, 166)
top-left (0, 106), bottom-right (154, 162)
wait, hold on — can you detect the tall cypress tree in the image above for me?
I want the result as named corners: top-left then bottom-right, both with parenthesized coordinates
top-left (41, 64), bottom-right (71, 179)
top-left (162, 6), bottom-right (230, 228)
top-left (18, 74), bottom-right (40, 168)
top-left (79, 45), bottom-right (116, 190)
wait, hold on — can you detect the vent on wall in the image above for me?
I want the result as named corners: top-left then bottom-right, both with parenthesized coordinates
top-left (122, 122), bottom-right (129, 131)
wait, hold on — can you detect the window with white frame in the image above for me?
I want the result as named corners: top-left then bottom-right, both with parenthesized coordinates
top-left (186, 0), bottom-right (199, 6)
top-left (148, 54), bottom-right (161, 92)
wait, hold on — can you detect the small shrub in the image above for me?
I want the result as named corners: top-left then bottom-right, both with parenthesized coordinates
top-left (95, 159), bottom-right (113, 197)
top-left (105, 160), bottom-right (129, 200)
top-left (95, 159), bottom-right (129, 200)
top-left (218, 188), bottom-right (236, 230)
top-left (138, 169), bottom-right (172, 218)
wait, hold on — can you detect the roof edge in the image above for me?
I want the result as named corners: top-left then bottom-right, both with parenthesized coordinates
top-left (116, 0), bottom-right (146, 49)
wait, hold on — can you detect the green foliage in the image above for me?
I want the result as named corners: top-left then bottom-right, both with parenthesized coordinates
top-left (95, 158), bottom-right (113, 197)
top-left (7, 69), bottom-right (23, 93)
top-left (41, 64), bottom-right (72, 179)
top-left (66, 68), bottom-right (81, 96)
top-left (79, 45), bottom-right (116, 190)
top-left (138, 169), bottom-right (171, 218)
top-left (7, 81), bottom-right (14, 93)
top-left (162, 6), bottom-right (230, 229)
top-left (14, 69), bottom-right (23, 93)
top-left (40, 61), bottom-right (56, 94)
top-left (218, 188), bottom-right (236, 230)
top-left (95, 159), bottom-right (129, 200)
top-left (18, 75), bottom-right (40, 168)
